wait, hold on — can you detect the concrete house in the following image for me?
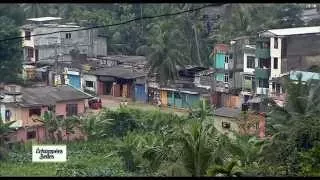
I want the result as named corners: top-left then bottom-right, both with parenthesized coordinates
top-left (257, 26), bottom-right (320, 100)
top-left (85, 66), bottom-right (146, 99)
top-left (0, 84), bottom-right (92, 143)
top-left (20, 17), bottom-right (107, 82)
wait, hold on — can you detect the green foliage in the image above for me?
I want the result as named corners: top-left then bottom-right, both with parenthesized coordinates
top-left (0, 16), bottom-right (22, 83)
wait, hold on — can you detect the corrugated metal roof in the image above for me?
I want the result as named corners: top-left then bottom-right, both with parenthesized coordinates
top-left (27, 17), bottom-right (62, 22)
top-left (265, 26), bottom-right (320, 36)
top-left (19, 85), bottom-right (92, 107)
top-left (89, 66), bottom-right (146, 79)
top-left (214, 107), bottom-right (241, 118)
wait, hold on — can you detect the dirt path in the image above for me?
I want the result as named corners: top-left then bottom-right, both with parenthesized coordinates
top-left (87, 95), bottom-right (187, 116)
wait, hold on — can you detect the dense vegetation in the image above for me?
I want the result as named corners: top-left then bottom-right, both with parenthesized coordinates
top-left (1, 78), bottom-right (320, 176)
top-left (0, 3), bottom-right (314, 83)
top-left (0, 3), bottom-right (320, 177)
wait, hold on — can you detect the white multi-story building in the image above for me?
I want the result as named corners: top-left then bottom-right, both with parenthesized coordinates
top-left (257, 26), bottom-right (320, 101)
top-left (21, 17), bottom-right (107, 65)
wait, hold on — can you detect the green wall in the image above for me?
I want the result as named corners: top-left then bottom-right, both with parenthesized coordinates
top-left (216, 73), bottom-right (224, 82)
top-left (215, 53), bottom-right (225, 69)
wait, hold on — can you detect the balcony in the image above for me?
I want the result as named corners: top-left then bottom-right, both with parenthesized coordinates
top-left (255, 68), bottom-right (270, 79)
top-left (255, 48), bottom-right (270, 59)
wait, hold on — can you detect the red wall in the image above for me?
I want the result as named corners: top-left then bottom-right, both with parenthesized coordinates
top-left (214, 44), bottom-right (229, 53)
top-left (259, 114), bottom-right (266, 138)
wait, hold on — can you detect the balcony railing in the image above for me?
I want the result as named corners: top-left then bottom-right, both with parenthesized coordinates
top-left (255, 68), bottom-right (270, 79)
top-left (255, 48), bottom-right (270, 59)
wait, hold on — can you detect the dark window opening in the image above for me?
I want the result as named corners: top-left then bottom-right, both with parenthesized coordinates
top-left (224, 73), bottom-right (229, 83)
top-left (273, 58), bottom-right (278, 69)
top-left (66, 33), bottom-right (72, 39)
top-left (225, 56), bottom-right (229, 63)
top-left (66, 104), bottom-right (78, 116)
top-left (247, 56), bottom-right (255, 68)
top-left (48, 105), bottom-right (55, 112)
top-left (86, 81), bottom-right (94, 88)
top-left (25, 31), bottom-right (31, 40)
top-left (222, 122), bottom-right (231, 129)
top-left (35, 49), bottom-right (39, 61)
top-left (29, 108), bottom-right (41, 117)
top-left (258, 79), bottom-right (269, 88)
top-left (259, 58), bottom-right (271, 69)
top-left (274, 37), bottom-right (278, 49)
top-left (27, 48), bottom-right (34, 58)
top-left (5, 110), bottom-right (11, 122)
top-left (276, 84), bottom-right (281, 94)
top-left (272, 82), bottom-right (276, 90)
top-left (27, 131), bottom-right (36, 140)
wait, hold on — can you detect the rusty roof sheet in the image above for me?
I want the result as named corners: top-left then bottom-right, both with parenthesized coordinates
top-left (214, 107), bottom-right (241, 118)
top-left (19, 85), bottom-right (92, 107)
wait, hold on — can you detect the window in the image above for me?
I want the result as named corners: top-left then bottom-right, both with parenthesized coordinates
top-left (35, 49), bottom-right (39, 61)
top-left (276, 84), bottom-right (281, 94)
top-left (224, 73), bottom-right (229, 83)
top-left (274, 37), bottom-right (278, 49)
top-left (247, 56), bottom-right (255, 69)
top-left (85, 81), bottom-right (94, 88)
top-left (27, 48), bottom-right (34, 58)
top-left (258, 79), bottom-right (269, 88)
top-left (273, 58), bottom-right (278, 69)
top-left (29, 108), bottom-right (41, 117)
top-left (66, 33), bottom-right (71, 39)
top-left (48, 105), bottom-right (55, 112)
top-left (27, 131), bottom-right (36, 140)
top-left (222, 122), bottom-right (230, 129)
top-left (272, 82), bottom-right (276, 90)
top-left (5, 110), bottom-right (11, 122)
top-left (8, 85), bottom-right (16, 92)
top-left (225, 55), bottom-right (229, 63)
top-left (25, 31), bottom-right (31, 40)
top-left (66, 104), bottom-right (78, 116)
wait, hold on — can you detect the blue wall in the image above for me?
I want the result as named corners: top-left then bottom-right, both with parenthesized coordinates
top-left (135, 84), bottom-right (147, 102)
top-left (68, 74), bottom-right (81, 89)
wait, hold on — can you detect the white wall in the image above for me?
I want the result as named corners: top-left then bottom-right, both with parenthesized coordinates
top-left (243, 52), bottom-right (257, 74)
top-left (0, 104), bottom-right (5, 122)
top-left (270, 37), bottom-right (282, 78)
top-left (21, 30), bottom-right (34, 48)
top-left (82, 74), bottom-right (98, 93)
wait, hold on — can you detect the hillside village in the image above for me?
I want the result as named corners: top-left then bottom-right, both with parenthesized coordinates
top-left (1, 3), bottom-right (320, 177)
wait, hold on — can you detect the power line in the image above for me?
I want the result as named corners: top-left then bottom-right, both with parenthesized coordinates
top-left (0, 3), bottom-right (225, 42)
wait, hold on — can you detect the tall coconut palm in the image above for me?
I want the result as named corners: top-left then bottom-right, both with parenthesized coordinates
top-left (261, 74), bottom-right (320, 175)
top-left (20, 4), bottom-right (49, 18)
top-left (136, 20), bottom-right (190, 84)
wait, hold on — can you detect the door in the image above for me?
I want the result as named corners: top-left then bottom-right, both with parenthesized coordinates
top-left (135, 84), bottom-right (146, 102)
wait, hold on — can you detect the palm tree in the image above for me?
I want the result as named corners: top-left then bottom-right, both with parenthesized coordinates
top-left (261, 74), bottom-right (320, 175)
top-left (0, 116), bottom-right (16, 146)
top-left (61, 116), bottom-right (79, 143)
top-left (78, 112), bottom-right (112, 140)
top-left (33, 111), bottom-right (58, 143)
top-left (136, 20), bottom-right (190, 84)
top-left (206, 160), bottom-right (243, 177)
top-left (20, 4), bottom-right (48, 18)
